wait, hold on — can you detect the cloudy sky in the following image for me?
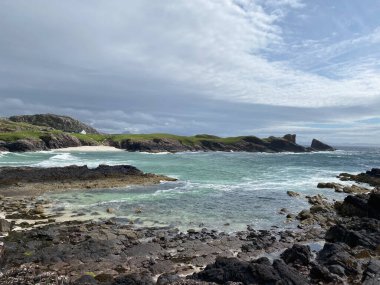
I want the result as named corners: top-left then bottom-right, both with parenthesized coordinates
top-left (1, 0), bottom-right (379, 145)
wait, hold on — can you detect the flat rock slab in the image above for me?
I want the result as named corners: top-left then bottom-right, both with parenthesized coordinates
top-left (0, 165), bottom-right (176, 196)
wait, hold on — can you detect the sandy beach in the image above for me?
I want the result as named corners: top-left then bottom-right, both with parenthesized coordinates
top-left (53, 145), bottom-right (124, 152)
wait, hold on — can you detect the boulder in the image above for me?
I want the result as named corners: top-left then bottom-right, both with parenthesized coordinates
top-left (192, 256), bottom-right (308, 285)
top-left (287, 191), bottom-right (300, 197)
top-left (310, 139), bottom-right (335, 151)
top-left (342, 184), bottom-right (370, 194)
top-left (280, 244), bottom-right (312, 266)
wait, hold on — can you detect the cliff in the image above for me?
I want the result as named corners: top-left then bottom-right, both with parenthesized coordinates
top-left (0, 115), bottom-right (335, 153)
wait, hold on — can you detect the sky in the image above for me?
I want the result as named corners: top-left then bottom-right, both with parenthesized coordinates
top-left (0, 0), bottom-right (380, 145)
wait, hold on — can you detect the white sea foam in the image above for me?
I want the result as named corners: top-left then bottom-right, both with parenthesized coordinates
top-left (33, 153), bottom-right (81, 167)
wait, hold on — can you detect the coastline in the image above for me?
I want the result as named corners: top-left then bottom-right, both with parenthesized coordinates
top-left (0, 168), bottom-right (378, 284)
top-left (53, 145), bottom-right (124, 152)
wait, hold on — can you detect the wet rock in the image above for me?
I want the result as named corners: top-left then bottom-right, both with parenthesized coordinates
top-left (297, 210), bottom-right (312, 221)
top-left (317, 182), bottom-right (343, 192)
top-left (280, 244), bottom-right (312, 266)
top-left (287, 191), bottom-right (300, 197)
top-left (343, 184), bottom-right (370, 194)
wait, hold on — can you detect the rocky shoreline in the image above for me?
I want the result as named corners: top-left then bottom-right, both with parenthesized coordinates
top-left (0, 168), bottom-right (379, 284)
top-left (0, 165), bottom-right (176, 197)
top-left (0, 132), bottom-right (334, 154)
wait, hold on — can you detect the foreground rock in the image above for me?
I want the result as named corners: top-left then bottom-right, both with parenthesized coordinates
top-left (0, 165), bottom-right (176, 196)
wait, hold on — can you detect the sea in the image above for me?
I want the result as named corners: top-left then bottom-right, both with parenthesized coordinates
top-left (0, 147), bottom-right (379, 232)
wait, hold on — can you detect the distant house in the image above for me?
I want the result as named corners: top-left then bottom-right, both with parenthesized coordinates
top-left (80, 130), bottom-right (87, 135)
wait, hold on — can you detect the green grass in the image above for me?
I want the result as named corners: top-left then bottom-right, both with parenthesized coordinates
top-left (0, 118), bottom-right (47, 132)
top-left (0, 118), bottom-right (272, 147)
top-left (73, 133), bottom-right (266, 146)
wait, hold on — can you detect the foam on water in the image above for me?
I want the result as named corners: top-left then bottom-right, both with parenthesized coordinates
top-left (1, 146), bottom-right (379, 231)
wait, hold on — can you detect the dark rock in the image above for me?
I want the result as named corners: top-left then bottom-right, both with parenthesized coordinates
top-left (280, 244), bottom-right (312, 266)
top-left (338, 169), bottom-right (380, 187)
top-left (272, 259), bottom-right (309, 285)
top-left (0, 164), bottom-right (143, 185)
top-left (192, 256), bottom-right (308, 285)
top-left (317, 243), bottom-right (359, 277)
top-left (325, 219), bottom-right (380, 250)
top-left (287, 191), bottom-right (300, 197)
top-left (337, 190), bottom-right (380, 219)
top-left (112, 272), bottom-right (155, 285)
top-left (310, 139), bottom-right (335, 151)
top-left (40, 133), bottom-right (82, 149)
top-left (362, 260), bottom-right (380, 285)
top-left (309, 263), bottom-right (337, 283)
top-left (283, 134), bottom-right (296, 144)
top-left (4, 139), bottom-right (47, 152)
top-left (317, 182), bottom-right (343, 192)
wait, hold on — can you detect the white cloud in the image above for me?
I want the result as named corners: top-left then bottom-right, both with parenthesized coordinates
top-left (0, 0), bottom-right (379, 143)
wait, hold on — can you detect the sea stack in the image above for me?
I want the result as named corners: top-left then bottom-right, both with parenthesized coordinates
top-left (310, 139), bottom-right (335, 151)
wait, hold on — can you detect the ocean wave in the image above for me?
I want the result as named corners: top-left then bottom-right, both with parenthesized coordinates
top-left (33, 153), bottom-right (81, 167)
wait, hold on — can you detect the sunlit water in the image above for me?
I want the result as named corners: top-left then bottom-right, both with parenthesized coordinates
top-left (1, 147), bottom-right (379, 232)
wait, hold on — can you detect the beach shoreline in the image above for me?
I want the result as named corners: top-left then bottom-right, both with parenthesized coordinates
top-left (53, 145), bottom-right (124, 152)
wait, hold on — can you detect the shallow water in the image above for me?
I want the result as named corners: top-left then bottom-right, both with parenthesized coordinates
top-left (1, 147), bottom-right (379, 231)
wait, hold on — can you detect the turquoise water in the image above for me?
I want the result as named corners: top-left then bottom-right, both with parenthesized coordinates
top-left (0, 148), bottom-right (379, 231)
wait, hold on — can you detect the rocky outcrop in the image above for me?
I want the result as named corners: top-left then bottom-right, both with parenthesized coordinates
top-left (0, 165), bottom-right (145, 185)
top-left (191, 256), bottom-right (309, 285)
top-left (0, 164), bottom-right (176, 196)
top-left (2, 139), bottom-right (48, 152)
top-left (336, 189), bottom-right (380, 219)
top-left (112, 135), bottom-right (309, 153)
top-left (310, 139), bottom-right (335, 151)
top-left (9, 114), bottom-right (98, 134)
top-left (339, 168), bottom-right (380, 187)
top-left (0, 133), bottom-right (90, 152)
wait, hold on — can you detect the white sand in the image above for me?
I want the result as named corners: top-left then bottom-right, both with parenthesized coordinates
top-left (54, 145), bottom-right (123, 152)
